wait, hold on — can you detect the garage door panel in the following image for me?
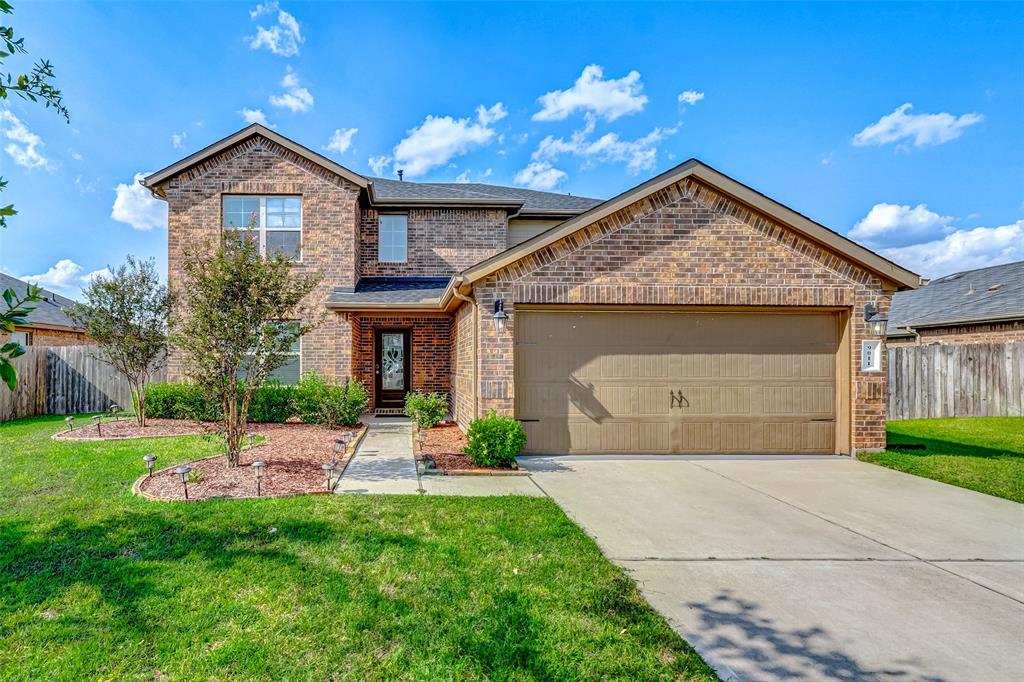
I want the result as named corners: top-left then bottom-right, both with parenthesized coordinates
top-left (517, 311), bottom-right (839, 455)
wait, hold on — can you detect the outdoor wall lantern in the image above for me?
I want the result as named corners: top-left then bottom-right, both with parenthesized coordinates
top-left (92, 414), bottom-right (102, 436)
top-left (143, 454), bottom-right (157, 478)
top-left (175, 465), bottom-right (192, 500)
top-left (322, 462), bottom-right (336, 491)
top-left (65, 416), bottom-right (74, 431)
top-left (492, 300), bottom-right (509, 334)
top-left (864, 303), bottom-right (888, 337)
top-left (252, 460), bottom-right (266, 497)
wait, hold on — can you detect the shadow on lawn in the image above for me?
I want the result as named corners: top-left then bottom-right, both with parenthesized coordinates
top-left (687, 590), bottom-right (944, 681)
top-left (885, 433), bottom-right (1022, 460)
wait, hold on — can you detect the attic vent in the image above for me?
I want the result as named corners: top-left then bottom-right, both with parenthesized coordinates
top-left (988, 284), bottom-right (1003, 291)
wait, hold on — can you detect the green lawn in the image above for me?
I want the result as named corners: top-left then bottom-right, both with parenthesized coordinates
top-left (859, 417), bottom-right (1024, 503)
top-left (0, 415), bottom-right (715, 681)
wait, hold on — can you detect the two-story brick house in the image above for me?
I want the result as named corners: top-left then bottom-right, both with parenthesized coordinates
top-left (145, 124), bottom-right (919, 456)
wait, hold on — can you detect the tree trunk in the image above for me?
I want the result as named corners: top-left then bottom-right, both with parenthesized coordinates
top-left (224, 385), bottom-right (245, 467)
top-left (131, 377), bottom-right (146, 427)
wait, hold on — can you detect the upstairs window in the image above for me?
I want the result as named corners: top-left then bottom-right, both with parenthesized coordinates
top-left (223, 195), bottom-right (302, 260)
top-left (378, 214), bottom-right (408, 263)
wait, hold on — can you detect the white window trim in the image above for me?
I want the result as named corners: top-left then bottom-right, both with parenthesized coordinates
top-left (378, 213), bottom-right (408, 263)
top-left (272, 335), bottom-right (302, 385)
top-left (861, 339), bottom-right (882, 372)
top-left (223, 195), bottom-right (303, 262)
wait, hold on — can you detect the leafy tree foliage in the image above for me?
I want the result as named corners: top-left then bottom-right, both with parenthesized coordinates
top-left (172, 229), bottom-right (321, 466)
top-left (69, 257), bottom-right (172, 426)
top-left (0, 1), bottom-right (68, 389)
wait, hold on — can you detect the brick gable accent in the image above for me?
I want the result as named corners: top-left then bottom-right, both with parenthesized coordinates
top-left (163, 134), bottom-right (361, 380)
top-left (464, 177), bottom-right (893, 451)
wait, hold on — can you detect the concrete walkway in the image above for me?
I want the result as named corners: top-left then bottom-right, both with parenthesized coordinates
top-left (336, 416), bottom-right (542, 496)
top-left (522, 455), bottom-right (1024, 682)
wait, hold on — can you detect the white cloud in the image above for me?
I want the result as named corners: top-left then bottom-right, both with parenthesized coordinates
top-left (454, 170), bottom-right (471, 184)
top-left (69, 148), bottom-right (84, 162)
top-left (514, 162), bottom-right (568, 191)
top-left (247, 1), bottom-right (304, 57)
top-left (268, 67), bottom-right (314, 113)
top-left (19, 259), bottom-right (111, 299)
top-left (532, 113), bottom-right (679, 174)
top-left (74, 175), bottom-right (96, 195)
top-left (853, 103), bottom-right (984, 149)
top-left (239, 108), bottom-right (273, 127)
top-left (368, 155), bottom-right (391, 176)
top-left (849, 202), bottom-right (953, 246)
top-left (324, 127), bottom-right (357, 155)
top-left (112, 172), bottom-right (168, 231)
top-left (453, 168), bottom-right (493, 184)
top-left (170, 131), bottom-right (187, 149)
top-left (678, 90), bottom-right (704, 107)
top-left (881, 221), bottom-right (1024, 279)
top-left (0, 110), bottom-right (54, 171)
top-left (390, 102), bottom-right (506, 177)
top-left (534, 65), bottom-right (648, 122)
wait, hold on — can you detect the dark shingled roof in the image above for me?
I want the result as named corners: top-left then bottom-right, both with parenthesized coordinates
top-left (326, 277), bottom-right (450, 306)
top-left (888, 260), bottom-right (1024, 334)
top-left (368, 177), bottom-right (603, 213)
top-left (0, 272), bottom-right (82, 330)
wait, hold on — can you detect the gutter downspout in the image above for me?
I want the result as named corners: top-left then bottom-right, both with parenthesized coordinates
top-left (450, 277), bottom-right (478, 424)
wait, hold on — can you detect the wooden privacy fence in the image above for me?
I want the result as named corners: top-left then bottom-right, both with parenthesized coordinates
top-left (0, 346), bottom-right (167, 423)
top-left (888, 342), bottom-right (1024, 420)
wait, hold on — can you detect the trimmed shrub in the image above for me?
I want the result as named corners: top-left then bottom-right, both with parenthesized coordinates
top-left (464, 410), bottom-right (527, 468)
top-left (145, 382), bottom-right (220, 421)
top-left (248, 382), bottom-right (296, 423)
top-left (404, 390), bottom-right (449, 428)
top-left (296, 371), bottom-right (369, 428)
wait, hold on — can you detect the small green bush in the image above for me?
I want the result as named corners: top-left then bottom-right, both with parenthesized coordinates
top-left (145, 383), bottom-right (220, 421)
top-left (464, 410), bottom-right (527, 468)
top-left (296, 371), bottom-right (368, 428)
top-left (248, 382), bottom-right (295, 423)
top-left (404, 390), bottom-right (449, 428)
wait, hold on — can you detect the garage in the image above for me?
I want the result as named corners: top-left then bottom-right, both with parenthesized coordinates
top-left (515, 310), bottom-right (846, 455)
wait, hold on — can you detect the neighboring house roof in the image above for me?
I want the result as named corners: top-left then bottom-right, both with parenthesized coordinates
top-left (326, 277), bottom-right (451, 310)
top-left (456, 159), bottom-right (922, 291)
top-left (887, 260), bottom-right (1024, 334)
top-left (143, 124), bottom-right (600, 217)
top-left (0, 272), bottom-right (82, 331)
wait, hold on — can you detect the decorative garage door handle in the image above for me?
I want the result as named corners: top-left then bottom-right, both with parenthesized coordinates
top-left (670, 390), bottom-right (689, 409)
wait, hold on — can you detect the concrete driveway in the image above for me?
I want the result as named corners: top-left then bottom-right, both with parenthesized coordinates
top-left (522, 456), bottom-right (1024, 681)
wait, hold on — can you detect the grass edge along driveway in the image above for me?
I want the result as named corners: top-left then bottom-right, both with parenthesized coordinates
top-left (860, 416), bottom-right (1024, 503)
top-left (0, 415), bottom-right (716, 681)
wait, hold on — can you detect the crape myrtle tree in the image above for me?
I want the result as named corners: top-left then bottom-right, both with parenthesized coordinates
top-left (69, 257), bottom-right (172, 426)
top-left (1, 0), bottom-right (70, 389)
top-left (172, 224), bottom-right (322, 466)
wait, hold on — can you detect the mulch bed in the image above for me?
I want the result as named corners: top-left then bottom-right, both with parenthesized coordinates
top-left (128, 422), bottom-right (363, 501)
top-left (420, 423), bottom-right (520, 474)
top-left (55, 418), bottom-right (214, 440)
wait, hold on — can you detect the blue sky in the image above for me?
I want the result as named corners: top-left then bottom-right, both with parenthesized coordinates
top-left (1, 1), bottom-right (1022, 297)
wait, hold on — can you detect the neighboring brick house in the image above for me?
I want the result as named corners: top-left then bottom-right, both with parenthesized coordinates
top-left (0, 272), bottom-right (88, 347)
top-left (887, 260), bottom-right (1024, 346)
top-left (145, 124), bottom-right (920, 455)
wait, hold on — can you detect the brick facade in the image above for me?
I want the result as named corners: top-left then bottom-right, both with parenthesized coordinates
top-left (359, 208), bottom-right (507, 277)
top-left (162, 135), bottom-right (361, 381)
top-left (888, 320), bottom-right (1024, 346)
top-left (451, 302), bottom-right (476, 427)
top-left (8, 326), bottom-right (88, 347)
top-left (350, 313), bottom-right (452, 408)
top-left (464, 176), bottom-right (894, 452)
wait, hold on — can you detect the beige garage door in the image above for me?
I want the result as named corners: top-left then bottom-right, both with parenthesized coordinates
top-left (515, 311), bottom-right (840, 455)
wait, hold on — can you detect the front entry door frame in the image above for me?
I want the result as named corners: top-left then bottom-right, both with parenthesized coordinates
top-left (374, 328), bottom-right (411, 409)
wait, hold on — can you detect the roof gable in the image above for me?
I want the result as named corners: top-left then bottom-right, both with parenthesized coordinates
top-left (889, 260), bottom-right (1024, 330)
top-left (144, 124), bottom-right (368, 192)
top-left (458, 160), bottom-right (922, 290)
top-left (0, 272), bottom-right (81, 330)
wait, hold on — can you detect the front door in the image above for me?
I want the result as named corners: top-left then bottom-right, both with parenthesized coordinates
top-left (375, 329), bottom-right (411, 409)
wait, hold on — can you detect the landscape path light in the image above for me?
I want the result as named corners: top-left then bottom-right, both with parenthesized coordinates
top-left (251, 460), bottom-right (266, 497)
top-left (143, 454), bottom-right (157, 478)
top-left (175, 465), bottom-right (192, 500)
top-left (109, 404), bottom-right (121, 421)
top-left (92, 415), bottom-right (102, 437)
top-left (322, 462), bottom-right (336, 491)
top-left (65, 416), bottom-right (74, 432)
